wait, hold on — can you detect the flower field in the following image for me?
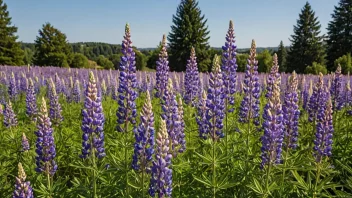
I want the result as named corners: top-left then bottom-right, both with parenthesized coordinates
top-left (1, 24), bottom-right (352, 198)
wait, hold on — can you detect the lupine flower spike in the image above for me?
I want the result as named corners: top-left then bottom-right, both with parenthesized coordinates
top-left (308, 73), bottom-right (325, 122)
top-left (26, 78), bottom-right (38, 121)
top-left (184, 46), bottom-right (200, 105)
top-left (13, 163), bottom-right (34, 198)
top-left (330, 64), bottom-right (343, 111)
top-left (22, 133), bottom-right (30, 152)
top-left (49, 79), bottom-right (63, 125)
top-left (155, 34), bottom-right (169, 99)
top-left (197, 90), bottom-right (209, 139)
top-left (265, 54), bottom-right (280, 99)
top-left (4, 100), bottom-right (18, 128)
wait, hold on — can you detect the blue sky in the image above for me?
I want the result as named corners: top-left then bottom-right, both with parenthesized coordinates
top-left (7, 0), bottom-right (339, 48)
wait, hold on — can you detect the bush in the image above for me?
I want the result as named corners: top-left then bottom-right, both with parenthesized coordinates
top-left (96, 55), bottom-right (114, 70)
top-left (334, 53), bottom-right (352, 74)
top-left (71, 53), bottom-right (89, 68)
top-left (304, 62), bottom-right (327, 75)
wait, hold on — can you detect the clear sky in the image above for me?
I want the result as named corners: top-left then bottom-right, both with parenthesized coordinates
top-left (6, 0), bottom-right (339, 48)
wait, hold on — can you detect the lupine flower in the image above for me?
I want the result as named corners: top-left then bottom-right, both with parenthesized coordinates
top-left (308, 73), bottom-right (325, 122)
top-left (35, 97), bottom-right (57, 176)
top-left (0, 103), bottom-right (3, 116)
top-left (81, 72), bottom-right (106, 159)
top-left (8, 72), bottom-right (18, 101)
top-left (239, 40), bottom-right (260, 125)
top-left (132, 91), bottom-right (155, 171)
top-left (116, 24), bottom-right (138, 132)
top-left (177, 96), bottom-right (186, 152)
top-left (72, 79), bottom-right (81, 103)
top-left (221, 20), bottom-right (237, 111)
top-left (49, 79), bottom-right (63, 125)
top-left (162, 79), bottom-right (186, 156)
top-left (155, 35), bottom-right (169, 99)
top-left (149, 119), bottom-right (172, 198)
top-left (111, 77), bottom-right (118, 101)
top-left (330, 65), bottom-right (343, 111)
top-left (184, 47), bottom-right (200, 105)
top-left (26, 78), bottom-right (38, 121)
top-left (265, 54), bottom-right (280, 99)
top-left (196, 90), bottom-right (208, 139)
top-left (314, 91), bottom-right (333, 162)
top-left (261, 74), bottom-right (284, 169)
top-left (4, 100), bottom-right (17, 128)
top-left (344, 80), bottom-right (351, 108)
top-left (101, 79), bottom-right (107, 96)
top-left (54, 73), bottom-right (62, 94)
top-left (283, 71), bottom-right (300, 150)
top-left (205, 55), bottom-right (225, 141)
top-left (22, 133), bottom-right (30, 152)
top-left (13, 163), bottom-right (34, 198)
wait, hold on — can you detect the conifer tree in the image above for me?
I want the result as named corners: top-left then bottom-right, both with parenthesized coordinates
top-left (277, 41), bottom-right (287, 72)
top-left (34, 23), bottom-right (72, 67)
top-left (168, 0), bottom-right (211, 72)
top-left (327, 0), bottom-right (352, 71)
top-left (286, 2), bottom-right (326, 73)
top-left (0, 0), bottom-right (24, 65)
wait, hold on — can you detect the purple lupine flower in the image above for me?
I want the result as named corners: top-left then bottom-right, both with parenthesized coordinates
top-left (54, 73), bottom-right (62, 95)
top-left (265, 54), bottom-right (280, 99)
top-left (35, 97), bottom-right (57, 176)
top-left (283, 71), bottom-right (300, 150)
top-left (49, 79), bottom-right (63, 125)
top-left (81, 71), bottom-right (106, 159)
top-left (221, 20), bottom-right (237, 111)
top-left (314, 91), bottom-right (333, 162)
top-left (344, 80), bottom-right (352, 108)
top-left (184, 47), bottom-right (200, 105)
top-left (177, 96), bottom-right (186, 153)
top-left (308, 73), bottom-right (325, 122)
top-left (155, 35), bottom-right (169, 99)
top-left (26, 78), bottom-right (38, 121)
top-left (13, 163), bottom-right (34, 198)
top-left (149, 119), bottom-right (172, 198)
top-left (4, 100), bottom-right (17, 128)
top-left (22, 133), bottom-right (30, 152)
top-left (330, 65), bottom-right (343, 111)
top-left (72, 79), bottom-right (81, 103)
top-left (197, 90), bottom-right (209, 139)
top-left (8, 72), bottom-right (18, 101)
top-left (260, 74), bottom-right (284, 169)
top-left (20, 73), bottom-right (28, 93)
top-left (239, 40), bottom-right (260, 126)
top-left (111, 78), bottom-right (118, 101)
top-left (162, 79), bottom-right (186, 156)
top-left (116, 24), bottom-right (138, 132)
top-left (205, 55), bottom-right (225, 141)
top-left (132, 91), bottom-right (155, 171)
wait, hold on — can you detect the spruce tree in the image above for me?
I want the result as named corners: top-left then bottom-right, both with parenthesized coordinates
top-left (277, 41), bottom-right (287, 72)
top-left (34, 23), bottom-right (72, 67)
top-left (0, 0), bottom-right (24, 65)
top-left (168, 0), bottom-right (211, 72)
top-left (326, 0), bottom-right (352, 71)
top-left (286, 2), bottom-right (326, 73)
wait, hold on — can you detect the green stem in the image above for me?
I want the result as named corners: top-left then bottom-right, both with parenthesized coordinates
top-left (212, 139), bottom-right (216, 198)
top-left (47, 171), bottom-right (52, 198)
top-left (141, 169), bottom-right (145, 198)
top-left (265, 163), bottom-right (272, 198)
top-left (225, 98), bottom-right (228, 155)
top-left (91, 134), bottom-right (97, 198)
top-left (313, 162), bottom-right (321, 198)
top-left (124, 121), bottom-right (129, 197)
top-left (281, 147), bottom-right (289, 193)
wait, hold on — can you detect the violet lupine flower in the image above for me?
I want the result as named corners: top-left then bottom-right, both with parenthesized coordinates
top-left (155, 35), bottom-right (169, 99)
top-left (132, 91), bottom-right (155, 171)
top-left (283, 71), bottom-right (300, 150)
top-left (196, 90), bottom-right (208, 139)
top-left (260, 75), bottom-right (284, 169)
top-left (35, 97), bottom-right (57, 176)
top-left (330, 65), bottom-right (343, 111)
top-left (26, 78), bottom-right (38, 121)
top-left (22, 133), bottom-right (30, 152)
top-left (314, 91), bottom-right (333, 162)
top-left (4, 100), bottom-right (18, 128)
top-left (81, 72), bottom-right (106, 159)
top-left (72, 79), bottom-right (81, 103)
top-left (205, 55), bottom-right (225, 141)
top-left (149, 119), bottom-right (172, 198)
top-left (344, 80), bottom-right (352, 108)
top-left (239, 40), bottom-right (261, 126)
top-left (8, 72), bottom-right (18, 101)
top-left (116, 24), bottom-right (138, 132)
top-left (308, 73), bottom-right (325, 122)
top-left (162, 79), bottom-right (186, 156)
top-left (184, 47), bottom-right (200, 105)
top-left (177, 96), bottom-right (186, 152)
top-left (265, 54), bottom-right (280, 99)
top-left (54, 73), bottom-right (62, 94)
top-left (13, 163), bottom-right (34, 198)
top-left (49, 79), bottom-right (63, 125)
top-left (221, 20), bottom-right (238, 111)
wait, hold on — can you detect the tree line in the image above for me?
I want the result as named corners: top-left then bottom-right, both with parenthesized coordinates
top-left (0, 0), bottom-right (351, 73)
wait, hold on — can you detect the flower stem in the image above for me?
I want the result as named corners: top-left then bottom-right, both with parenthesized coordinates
top-left (212, 139), bottom-right (216, 198)
top-left (313, 162), bottom-right (321, 198)
top-left (124, 121), bottom-right (129, 197)
top-left (141, 169), bottom-right (145, 198)
top-left (91, 142), bottom-right (97, 198)
top-left (46, 171), bottom-right (52, 198)
top-left (265, 163), bottom-right (272, 198)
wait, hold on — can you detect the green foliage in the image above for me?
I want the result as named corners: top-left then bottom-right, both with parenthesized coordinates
top-left (71, 42), bottom-right (122, 60)
top-left (34, 23), bottom-right (72, 67)
top-left (327, 0), bottom-right (352, 71)
top-left (304, 62), bottom-right (328, 74)
top-left (71, 53), bottom-right (89, 68)
top-left (96, 55), bottom-right (114, 69)
top-left (287, 2), bottom-right (326, 73)
top-left (334, 53), bottom-right (352, 74)
top-left (257, 50), bottom-right (273, 73)
top-left (236, 53), bottom-right (249, 72)
top-left (168, 0), bottom-right (211, 72)
top-left (109, 54), bottom-right (122, 69)
top-left (0, 0), bottom-right (24, 65)
top-left (23, 48), bottom-right (34, 65)
top-left (134, 49), bottom-right (147, 70)
top-left (277, 41), bottom-right (287, 72)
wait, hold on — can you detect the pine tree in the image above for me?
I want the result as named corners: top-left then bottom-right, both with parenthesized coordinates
top-left (326, 0), bottom-right (352, 71)
top-left (34, 23), bottom-right (72, 67)
top-left (0, 0), bottom-right (24, 65)
top-left (277, 41), bottom-right (287, 72)
top-left (286, 2), bottom-right (326, 73)
top-left (168, 0), bottom-right (211, 72)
